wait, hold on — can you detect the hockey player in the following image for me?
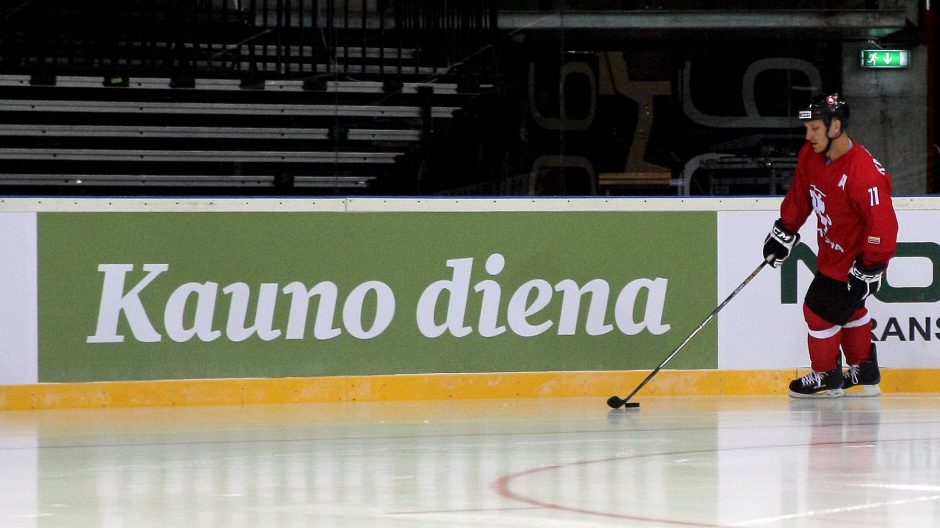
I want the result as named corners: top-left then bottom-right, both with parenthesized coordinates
top-left (762, 93), bottom-right (898, 398)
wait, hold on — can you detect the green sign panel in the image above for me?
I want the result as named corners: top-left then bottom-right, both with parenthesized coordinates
top-left (860, 49), bottom-right (910, 69)
top-left (38, 211), bottom-right (718, 381)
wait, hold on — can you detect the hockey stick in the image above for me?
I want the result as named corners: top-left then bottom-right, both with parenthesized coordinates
top-left (607, 260), bottom-right (768, 409)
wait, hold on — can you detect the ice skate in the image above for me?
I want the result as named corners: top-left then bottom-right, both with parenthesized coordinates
top-left (789, 366), bottom-right (844, 398)
top-left (843, 345), bottom-right (882, 397)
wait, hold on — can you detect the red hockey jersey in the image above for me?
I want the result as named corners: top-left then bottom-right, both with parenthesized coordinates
top-left (780, 140), bottom-right (898, 281)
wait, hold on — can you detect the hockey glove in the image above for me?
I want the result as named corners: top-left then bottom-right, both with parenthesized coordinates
top-left (763, 219), bottom-right (800, 268)
top-left (848, 260), bottom-right (886, 301)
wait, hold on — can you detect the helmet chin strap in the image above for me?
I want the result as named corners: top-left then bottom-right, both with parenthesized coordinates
top-left (822, 120), bottom-right (844, 157)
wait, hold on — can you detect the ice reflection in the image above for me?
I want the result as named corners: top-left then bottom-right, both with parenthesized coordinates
top-left (1, 396), bottom-right (939, 527)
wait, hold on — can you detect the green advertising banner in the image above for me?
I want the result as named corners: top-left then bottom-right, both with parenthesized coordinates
top-left (38, 211), bottom-right (717, 381)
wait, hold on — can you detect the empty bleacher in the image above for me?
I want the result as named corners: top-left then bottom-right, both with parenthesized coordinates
top-left (0, 75), bottom-right (480, 193)
top-left (0, 1), bottom-right (498, 195)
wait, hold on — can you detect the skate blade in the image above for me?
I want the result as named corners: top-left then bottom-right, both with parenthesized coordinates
top-left (843, 384), bottom-right (881, 397)
top-left (788, 388), bottom-right (844, 399)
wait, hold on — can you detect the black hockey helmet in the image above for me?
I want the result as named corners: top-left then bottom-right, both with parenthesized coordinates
top-left (798, 93), bottom-right (849, 128)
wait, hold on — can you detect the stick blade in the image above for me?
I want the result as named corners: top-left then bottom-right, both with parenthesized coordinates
top-left (607, 396), bottom-right (640, 409)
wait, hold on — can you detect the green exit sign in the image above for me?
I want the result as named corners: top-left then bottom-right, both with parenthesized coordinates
top-left (860, 49), bottom-right (910, 69)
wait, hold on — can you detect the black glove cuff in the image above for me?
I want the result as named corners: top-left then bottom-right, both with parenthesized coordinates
top-left (852, 259), bottom-right (887, 277)
top-left (855, 261), bottom-right (886, 275)
top-left (773, 219), bottom-right (797, 237)
top-left (771, 219), bottom-right (798, 244)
